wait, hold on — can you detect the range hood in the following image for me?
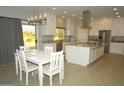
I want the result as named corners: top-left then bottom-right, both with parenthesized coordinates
top-left (82, 10), bottom-right (91, 28)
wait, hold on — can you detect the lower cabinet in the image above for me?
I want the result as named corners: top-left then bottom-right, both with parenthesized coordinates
top-left (90, 46), bottom-right (104, 63)
top-left (66, 45), bottom-right (104, 67)
top-left (110, 43), bottom-right (124, 55)
top-left (42, 43), bottom-right (56, 52)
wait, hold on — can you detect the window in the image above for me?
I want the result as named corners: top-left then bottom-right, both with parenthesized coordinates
top-left (22, 25), bottom-right (36, 49)
top-left (54, 28), bottom-right (65, 41)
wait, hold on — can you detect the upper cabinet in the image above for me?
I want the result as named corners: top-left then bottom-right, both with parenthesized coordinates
top-left (41, 13), bottom-right (56, 35)
top-left (66, 19), bottom-right (75, 36)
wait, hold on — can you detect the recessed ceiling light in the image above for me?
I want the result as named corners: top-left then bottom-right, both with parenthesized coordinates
top-left (44, 13), bottom-right (47, 17)
top-left (73, 14), bottom-right (75, 17)
top-left (115, 12), bottom-right (119, 15)
top-left (28, 18), bottom-right (30, 21)
top-left (91, 18), bottom-right (94, 20)
top-left (35, 16), bottom-right (37, 20)
top-left (103, 17), bottom-right (106, 19)
top-left (117, 15), bottom-right (120, 18)
top-left (113, 8), bottom-right (117, 11)
top-left (52, 8), bottom-right (56, 10)
top-left (31, 17), bottom-right (33, 20)
top-left (39, 14), bottom-right (42, 18)
top-left (64, 11), bottom-right (67, 14)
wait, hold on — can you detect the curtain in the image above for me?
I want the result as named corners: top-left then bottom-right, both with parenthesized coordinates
top-left (0, 17), bottom-right (24, 64)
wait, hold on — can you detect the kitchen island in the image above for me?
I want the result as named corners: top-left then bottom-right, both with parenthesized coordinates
top-left (65, 43), bottom-right (104, 66)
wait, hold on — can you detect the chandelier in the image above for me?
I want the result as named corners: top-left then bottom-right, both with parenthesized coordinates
top-left (28, 6), bottom-right (47, 25)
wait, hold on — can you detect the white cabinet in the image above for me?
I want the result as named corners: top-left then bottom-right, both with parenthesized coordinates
top-left (90, 46), bottom-right (104, 64)
top-left (42, 43), bottom-right (56, 52)
top-left (39, 13), bottom-right (56, 35)
top-left (90, 48), bottom-right (94, 63)
top-left (66, 45), bottom-right (90, 66)
top-left (66, 45), bottom-right (104, 67)
top-left (110, 43), bottom-right (124, 55)
top-left (66, 19), bottom-right (75, 35)
top-left (42, 25), bottom-right (55, 35)
top-left (100, 46), bottom-right (104, 56)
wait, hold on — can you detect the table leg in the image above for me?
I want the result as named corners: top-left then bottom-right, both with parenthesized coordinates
top-left (15, 55), bottom-right (18, 75)
top-left (38, 64), bottom-right (43, 86)
top-left (61, 55), bottom-right (64, 79)
top-left (62, 65), bottom-right (64, 79)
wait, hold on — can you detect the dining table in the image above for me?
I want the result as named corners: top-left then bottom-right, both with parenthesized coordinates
top-left (25, 50), bottom-right (51, 86)
top-left (25, 50), bottom-right (64, 86)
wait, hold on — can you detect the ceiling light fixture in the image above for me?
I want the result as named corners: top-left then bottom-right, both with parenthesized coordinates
top-left (103, 17), bottom-right (106, 19)
top-left (91, 18), bottom-right (94, 21)
top-left (117, 15), bottom-right (120, 17)
top-left (64, 11), bottom-right (67, 14)
top-left (52, 8), bottom-right (56, 10)
top-left (115, 12), bottom-right (119, 15)
top-left (73, 14), bottom-right (75, 17)
top-left (44, 13), bottom-right (47, 17)
top-left (28, 6), bottom-right (47, 25)
top-left (113, 8), bottom-right (117, 11)
top-left (79, 17), bottom-right (82, 19)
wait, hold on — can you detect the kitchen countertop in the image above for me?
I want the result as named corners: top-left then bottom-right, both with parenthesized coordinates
top-left (66, 42), bottom-right (104, 49)
top-left (43, 41), bottom-right (104, 48)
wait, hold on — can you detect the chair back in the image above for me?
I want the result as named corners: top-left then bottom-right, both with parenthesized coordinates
top-left (17, 49), bottom-right (27, 71)
top-left (15, 49), bottom-right (21, 69)
top-left (19, 46), bottom-right (30, 51)
top-left (50, 50), bottom-right (64, 72)
top-left (19, 46), bottom-right (25, 50)
top-left (44, 46), bottom-right (53, 53)
top-left (14, 49), bottom-right (18, 62)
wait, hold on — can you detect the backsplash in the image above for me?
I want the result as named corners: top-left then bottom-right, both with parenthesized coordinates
top-left (41, 35), bottom-right (76, 42)
top-left (89, 35), bottom-right (124, 43)
top-left (111, 36), bottom-right (124, 43)
top-left (41, 35), bottom-right (54, 43)
top-left (88, 35), bottom-right (98, 41)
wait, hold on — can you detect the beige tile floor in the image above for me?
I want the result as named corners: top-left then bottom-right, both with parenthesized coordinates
top-left (0, 54), bottom-right (124, 86)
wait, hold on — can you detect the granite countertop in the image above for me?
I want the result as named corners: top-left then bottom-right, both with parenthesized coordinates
top-left (66, 42), bottom-right (104, 49)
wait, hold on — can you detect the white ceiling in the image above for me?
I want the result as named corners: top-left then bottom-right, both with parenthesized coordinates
top-left (0, 6), bottom-right (124, 20)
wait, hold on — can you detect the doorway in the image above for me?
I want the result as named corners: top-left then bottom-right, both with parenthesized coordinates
top-left (99, 30), bottom-right (111, 53)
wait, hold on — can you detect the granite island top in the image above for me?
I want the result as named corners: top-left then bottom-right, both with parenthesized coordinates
top-left (66, 42), bottom-right (104, 49)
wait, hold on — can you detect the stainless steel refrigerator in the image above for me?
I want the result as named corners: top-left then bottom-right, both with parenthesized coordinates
top-left (99, 30), bottom-right (111, 53)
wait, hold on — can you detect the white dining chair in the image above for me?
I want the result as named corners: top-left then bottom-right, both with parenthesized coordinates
top-left (17, 49), bottom-right (38, 85)
top-left (43, 50), bottom-right (64, 86)
top-left (14, 49), bottom-right (20, 76)
top-left (44, 46), bottom-right (53, 53)
top-left (19, 46), bottom-right (30, 51)
top-left (19, 46), bottom-right (25, 50)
